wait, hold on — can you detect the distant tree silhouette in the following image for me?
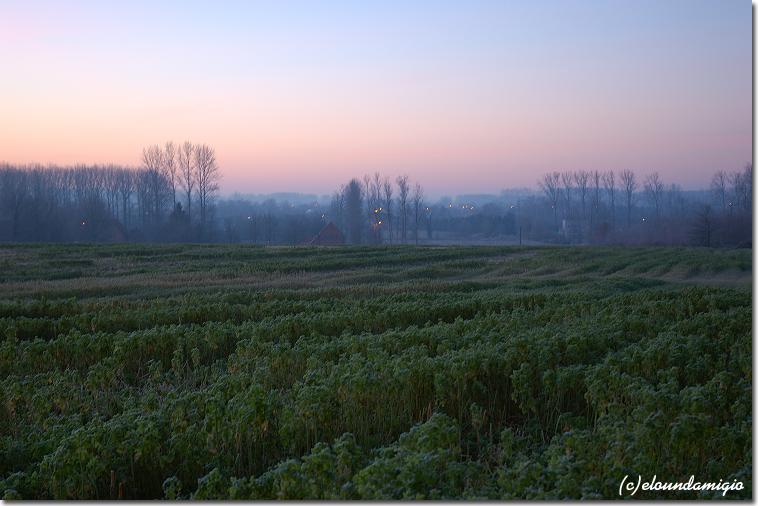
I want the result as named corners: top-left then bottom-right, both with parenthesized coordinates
top-left (163, 141), bottom-right (178, 209)
top-left (561, 171), bottom-right (573, 218)
top-left (344, 178), bottom-right (364, 244)
top-left (573, 170), bottom-right (590, 223)
top-left (731, 163), bottom-right (752, 213)
top-left (396, 175), bottom-right (410, 243)
top-left (620, 170), bottom-right (637, 228)
top-left (330, 186), bottom-right (345, 232)
top-left (0, 167), bottom-right (28, 240)
top-left (115, 169), bottom-right (134, 230)
top-left (591, 170), bottom-right (601, 226)
top-left (0, 156), bottom-right (751, 248)
top-left (194, 144), bottom-right (221, 240)
top-left (362, 173), bottom-right (383, 244)
top-left (539, 172), bottom-right (561, 229)
top-left (710, 170), bottom-right (728, 213)
top-left (644, 172), bottom-right (664, 220)
top-left (382, 176), bottom-right (393, 244)
top-left (178, 141), bottom-right (195, 225)
top-left (412, 182), bottom-right (424, 245)
top-left (690, 204), bottom-right (714, 247)
top-left (602, 170), bottom-right (615, 231)
top-left (141, 145), bottom-right (166, 224)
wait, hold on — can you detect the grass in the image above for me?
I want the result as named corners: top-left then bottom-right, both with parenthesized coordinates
top-left (0, 244), bottom-right (751, 499)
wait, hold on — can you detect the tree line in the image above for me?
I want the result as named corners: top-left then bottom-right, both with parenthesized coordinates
top-left (208, 174), bottom-right (430, 247)
top-left (0, 151), bottom-right (751, 247)
top-left (329, 174), bottom-right (426, 245)
top-left (0, 142), bottom-right (220, 242)
top-left (536, 165), bottom-right (752, 247)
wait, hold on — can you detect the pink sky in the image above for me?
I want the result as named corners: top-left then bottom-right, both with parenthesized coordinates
top-left (0, 1), bottom-right (751, 196)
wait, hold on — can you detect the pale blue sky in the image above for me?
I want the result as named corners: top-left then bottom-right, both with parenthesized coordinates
top-left (0, 0), bottom-right (751, 194)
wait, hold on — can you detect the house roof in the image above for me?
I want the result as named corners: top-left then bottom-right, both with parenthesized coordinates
top-left (309, 222), bottom-right (345, 245)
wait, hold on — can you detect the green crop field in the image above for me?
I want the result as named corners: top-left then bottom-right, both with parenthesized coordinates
top-left (0, 244), bottom-right (752, 499)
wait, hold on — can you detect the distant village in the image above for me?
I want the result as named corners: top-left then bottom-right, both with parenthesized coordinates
top-left (0, 153), bottom-right (751, 248)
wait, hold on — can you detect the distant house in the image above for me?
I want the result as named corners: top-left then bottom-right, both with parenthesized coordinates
top-left (308, 222), bottom-right (345, 246)
top-left (560, 218), bottom-right (582, 243)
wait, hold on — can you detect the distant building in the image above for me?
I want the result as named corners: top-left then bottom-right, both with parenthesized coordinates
top-left (308, 222), bottom-right (345, 246)
top-left (561, 218), bottom-right (582, 243)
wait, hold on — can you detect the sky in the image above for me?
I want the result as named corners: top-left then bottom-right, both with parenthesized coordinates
top-left (0, 0), bottom-right (751, 197)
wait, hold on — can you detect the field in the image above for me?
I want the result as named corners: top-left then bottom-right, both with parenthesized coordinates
top-left (0, 244), bottom-right (752, 499)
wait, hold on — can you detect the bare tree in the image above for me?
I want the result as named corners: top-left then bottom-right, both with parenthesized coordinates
top-left (539, 172), bottom-right (561, 229)
top-left (742, 163), bottom-right (753, 212)
top-left (134, 168), bottom-right (151, 228)
top-left (178, 141), bottom-right (195, 224)
top-left (193, 144), bottom-right (221, 237)
top-left (602, 170), bottom-right (615, 230)
top-left (0, 159), bottom-right (216, 243)
top-left (141, 145), bottom-right (169, 224)
top-left (142, 145), bottom-right (163, 174)
top-left (58, 168), bottom-right (74, 207)
top-left (411, 182), bottom-right (424, 245)
top-left (103, 165), bottom-right (120, 218)
top-left (573, 170), bottom-right (590, 222)
top-left (561, 171), bottom-right (573, 217)
top-left (591, 170), bottom-right (601, 225)
top-left (115, 169), bottom-right (134, 230)
top-left (396, 175), bottom-right (410, 243)
top-left (163, 141), bottom-right (178, 209)
top-left (329, 186), bottom-right (345, 232)
top-left (150, 173), bottom-right (168, 224)
top-left (690, 204), bottom-right (714, 247)
top-left (710, 170), bottom-right (728, 212)
top-left (730, 163), bottom-right (752, 213)
top-left (644, 172), bottom-right (664, 219)
top-left (425, 204), bottom-right (432, 239)
top-left (344, 178), bottom-right (363, 244)
top-left (620, 170), bottom-right (637, 227)
top-left (363, 172), bottom-right (383, 243)
top-left (382, 176), bottom-right (393, 243)
top-left (0, 168), bottom-right (29, 239)
top-left (27, 166), bottom-right (57, 240)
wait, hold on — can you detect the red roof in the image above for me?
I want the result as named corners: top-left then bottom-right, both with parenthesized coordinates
top-left (309, 222), bottom-right (345, 245)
